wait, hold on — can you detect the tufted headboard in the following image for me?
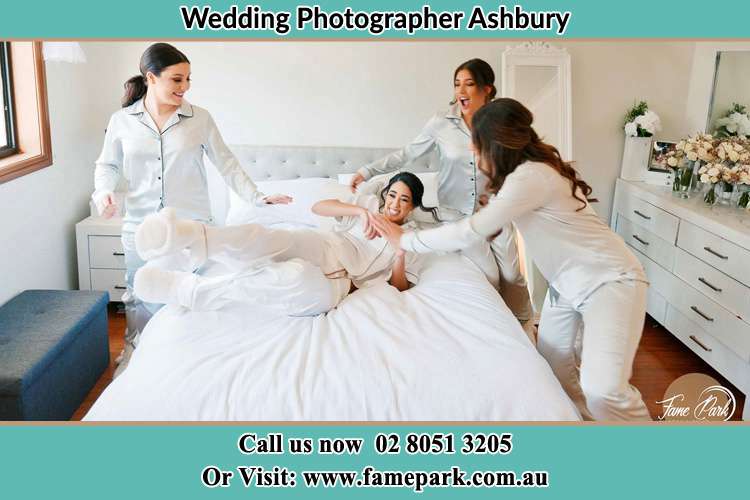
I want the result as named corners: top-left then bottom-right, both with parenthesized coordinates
top-left (207, 145), bottom-right (439, 223)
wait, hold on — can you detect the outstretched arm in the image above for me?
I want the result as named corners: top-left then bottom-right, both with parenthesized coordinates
top-left (351, 115), bottom-right (438, 192)
top-left (312, 199), bottom-right (377, 239)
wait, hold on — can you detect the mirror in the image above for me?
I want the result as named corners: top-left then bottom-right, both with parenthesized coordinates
top-left (502, 42), bottom-right (572, 315)
top-left (707, 51), bottom-right (750, 134)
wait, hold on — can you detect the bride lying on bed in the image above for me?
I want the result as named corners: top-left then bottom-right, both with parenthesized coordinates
top-left (132, 172), bottom-right (439, 316)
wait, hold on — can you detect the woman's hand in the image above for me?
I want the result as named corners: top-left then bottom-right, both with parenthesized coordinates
top-left (359, 210), bottom-right (378, 240)
top-left (264, 194), bottom-right (293, 205)
top-left (369, 213), bottom-right (405, 251)
top-left (349, 173), bottom-right (366, 193)
top-left (93, 191), bottom-right (118, 219)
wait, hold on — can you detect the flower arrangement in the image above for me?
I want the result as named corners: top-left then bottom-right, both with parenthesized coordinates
top-left (624, 101), bottom-right (661, 137)
top-left (666, 133), bottom-right (750, 209)
top-left (714, 103), bottom-right (750, 138)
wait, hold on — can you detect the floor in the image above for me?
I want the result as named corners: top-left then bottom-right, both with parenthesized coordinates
top-left (72, 306), bottom-right (746, 421)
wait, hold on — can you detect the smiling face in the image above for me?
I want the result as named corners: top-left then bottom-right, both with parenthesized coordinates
top-left (454, 69), bottom-right (491, 117)
top-left (146, 62), bottom-right (191, 107)
top-left (383, 181), bottom-right (415, 224)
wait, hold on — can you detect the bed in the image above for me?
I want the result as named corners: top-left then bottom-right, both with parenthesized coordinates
top-left (84, 145), bottom-right (579, 421)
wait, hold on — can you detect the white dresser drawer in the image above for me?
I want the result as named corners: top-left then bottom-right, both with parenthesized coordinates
top-left (673, 248), bottom-right (750, 322)
top-left (90, 268), bottom-right (127, 302)
top-left (89, 235), bottom-right (126, 269)
top-left (664, 306), bottom-right (750, 395)
top-left (677, 220), bottom-right (750, 287)
top-left (666, 276), bottom-right (750, 362)
top-left (616, 216), bottom-right (676, 270)
top-left (614, 191), bottom-right (680, 243)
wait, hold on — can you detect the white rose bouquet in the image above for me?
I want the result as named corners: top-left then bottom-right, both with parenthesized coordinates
top-left (624, 101), bottom-right (661, 137)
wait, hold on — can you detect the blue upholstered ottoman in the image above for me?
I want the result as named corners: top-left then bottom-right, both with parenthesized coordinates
top-left (0, 290), bottom-right (110, 420)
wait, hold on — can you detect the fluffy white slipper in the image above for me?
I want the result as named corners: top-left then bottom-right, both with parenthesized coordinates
top-left (135, 207), bottom-right (207, 265)
top-left (133, 267), bottom-right (196, 307)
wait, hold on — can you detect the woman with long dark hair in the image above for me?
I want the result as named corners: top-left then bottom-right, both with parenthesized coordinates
top-left (131, 173), bottom-right (436, 314)
top-left (92, 43), bottom-right (291, 373)
top-left (350, 58), bottom-right (532, 326)
top-left (371, 98), bottom-right (651, 421)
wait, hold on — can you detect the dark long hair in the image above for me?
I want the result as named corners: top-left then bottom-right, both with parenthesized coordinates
top-left (122, 43), bottom-right (190, 107)
top-left (471, 98), bottom-right (594, 210)
top-left (379, 172), bottom-right (439, 223)
top-left (451, 58), bottom-right (497, 104)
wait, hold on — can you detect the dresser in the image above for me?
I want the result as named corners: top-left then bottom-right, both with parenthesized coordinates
top-left (75, 216), bottom-right (126, 302)
top-left (611, 179), bottom-right (750, 420)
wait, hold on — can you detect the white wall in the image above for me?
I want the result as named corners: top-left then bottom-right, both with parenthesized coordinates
top-left (0, 41), bottom-right (700, 304)
top-left (0, 43), bottom-right (122, 305)
top-left (110, 41), bottom-right (697, 222)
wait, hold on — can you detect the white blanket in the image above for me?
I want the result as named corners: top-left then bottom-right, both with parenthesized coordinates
top-left (85, 253), bottom-right (579, 421)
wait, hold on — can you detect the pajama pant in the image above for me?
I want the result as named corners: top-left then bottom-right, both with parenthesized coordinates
top-left (155, 224), bottom-right (351, 316)
top-left (536, 280), bottom-right (651, 421)
top-left (121, 231), bottom-right (163, 347)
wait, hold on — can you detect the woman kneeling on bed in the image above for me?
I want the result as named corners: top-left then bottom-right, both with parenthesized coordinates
top-left (132, 172), bottom-right (438, 316)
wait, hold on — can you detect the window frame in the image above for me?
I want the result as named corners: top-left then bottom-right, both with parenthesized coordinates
top-left (0, 41), bottom-right (17, 159)
top-left (0, 41), bottom-right (52, 185)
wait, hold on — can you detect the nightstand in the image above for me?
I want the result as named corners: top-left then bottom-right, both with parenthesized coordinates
top-left (75, 216), bottom-right (126, 302)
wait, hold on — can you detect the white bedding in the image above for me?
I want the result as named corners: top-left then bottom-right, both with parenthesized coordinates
top-left (86, 251), bottom-right (579, 421)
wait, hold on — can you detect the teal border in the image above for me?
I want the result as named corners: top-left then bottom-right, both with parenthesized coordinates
top-left (2, 1), bottom-right (750, 39)
top-left (1, 424), bottom-right (748, 498)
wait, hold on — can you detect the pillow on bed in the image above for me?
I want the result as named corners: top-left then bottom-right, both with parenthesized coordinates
top-left (338, 172), bottom-right (440, 208)
top-left (226, 178), bottom-right (354, 228)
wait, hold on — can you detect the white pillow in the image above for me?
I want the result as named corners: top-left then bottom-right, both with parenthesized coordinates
top-left (338, 172), bottom-right (439, 208)
top-left (226, 178), bottom-right (354, 229)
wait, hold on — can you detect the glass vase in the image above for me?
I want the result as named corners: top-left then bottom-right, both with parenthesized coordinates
top-left (671, 166), bottom-right (693, 198)
top-left (703, 183), bottom-right (718, 205)
top-left (737, 185), bottom-right (750, 209)
top-left (718, 181), bottom-right (735, 206)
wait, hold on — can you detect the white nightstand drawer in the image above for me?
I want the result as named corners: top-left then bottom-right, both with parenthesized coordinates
top-left (665, 306), bottom-right (750, 396)
top-left (667, 275), bottom-right (750, 362)
top-left (677, 220), bottom-right (750, 287)
top-left (91, 268), bottom-right (127, 302)
top-left (616, 216), bottom-right (676, 270)
top-left (89, 235), bottom-right (126, 269)
top-left (674, 248), bottom-right (750, 322)
top-left (614, 192), bottom-right (680, 243)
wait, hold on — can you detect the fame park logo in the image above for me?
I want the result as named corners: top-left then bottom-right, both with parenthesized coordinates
top-left (657, 373), bottom-right (736, 421)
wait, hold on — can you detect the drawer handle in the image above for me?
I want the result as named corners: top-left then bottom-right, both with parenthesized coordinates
top-left (689, 335), bottom-right (712, 352)
top-left (697, 277), bottom-right (722, 293)
top-left (112, 251), bottom-right (125, 256)
top-left (703, 246), bottom-right (728, 260)
top-left (690, 305), bottom-right (714, 322)
top-left (633, 210), bottom-right (651, 220)
top-left (632, 234), bottom-right (650, 246)
top-left (114, 285), bottom-right (127, 290)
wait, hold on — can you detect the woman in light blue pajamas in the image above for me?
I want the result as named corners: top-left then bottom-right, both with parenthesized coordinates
top-left (92, 43), bottom-right (291, 373)
top-left (350, 59), bottom-right (532, 323)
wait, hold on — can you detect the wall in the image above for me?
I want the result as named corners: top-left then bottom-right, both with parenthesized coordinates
top-left (0, 43), bottom-right (122, 305)
top-left (108, 41), bottom-right (696, 222)
top-left (0, 41), bottom-right (699, 304)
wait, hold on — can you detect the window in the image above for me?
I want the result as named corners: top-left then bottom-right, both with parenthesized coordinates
top-left (0, 41), bottom-right (16, 158)
top-left (0, 41), bottom-right (51, 184)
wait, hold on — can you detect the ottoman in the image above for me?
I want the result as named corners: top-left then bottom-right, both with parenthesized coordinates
top-left (0, 290), bottom-right (110, 420)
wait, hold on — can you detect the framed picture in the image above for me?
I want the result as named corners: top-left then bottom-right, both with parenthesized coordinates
top-left (649, 140), bottom-right (677, 173)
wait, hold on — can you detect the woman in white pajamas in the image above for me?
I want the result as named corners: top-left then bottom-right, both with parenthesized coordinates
top-left (132, 173), bottom-right (435, 315)
top-left (350, 58), bottom-right (532, 323)
top-left (371, 98), bottom-right (651, 421)
top-left (92, 43), bottom-right (290, 370)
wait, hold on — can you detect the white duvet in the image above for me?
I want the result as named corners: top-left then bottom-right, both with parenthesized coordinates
top-left (85, 251), bottom-right (579, 421)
